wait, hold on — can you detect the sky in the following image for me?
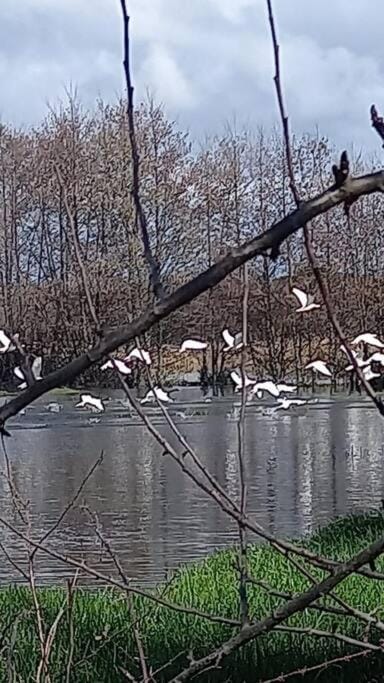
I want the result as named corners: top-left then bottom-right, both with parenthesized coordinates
top-left (1, 0), bottom-right (384, 154)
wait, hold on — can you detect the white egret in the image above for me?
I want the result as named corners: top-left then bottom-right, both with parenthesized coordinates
top-left (251, 381), bottom-right (297, 399)
top-left (14, 356), bottom-right (42, 390)
top-left (222, 329), bottom-right (243, 352)
top-left (305, 360), bottom-right (332, 378)
top-left (101, 359), bottom-right (132, 375)
top-left (275, 397), bottom-right (308, 410)
top-left (292, 287), bottom-right (320, 313)
top-left (230, 370), bottom-right (256, 391)
top-left (0, 331), bottom-right (19, 354)
top-left (125, 348), bottom-right (151, 365)
top-left (140, 386), bottom-right (173, 404)
top-left (352, 333), bottom-right (384, 349)
top-left (179, 339), bottom-right (207, 352)
top-left (75, 394), bottom-right (105, 413)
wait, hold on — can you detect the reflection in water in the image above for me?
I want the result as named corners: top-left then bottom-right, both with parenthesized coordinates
top-left (0, 393), bottom-right (384, 585)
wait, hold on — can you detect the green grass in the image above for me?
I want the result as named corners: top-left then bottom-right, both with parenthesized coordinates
top-left (1, 512), bottom-right (384, 681)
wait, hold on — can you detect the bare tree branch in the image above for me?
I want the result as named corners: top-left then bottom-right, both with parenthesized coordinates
top-left (120, 0), bottom-right (164, 300)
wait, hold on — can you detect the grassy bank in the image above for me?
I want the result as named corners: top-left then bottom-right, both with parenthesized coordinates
top-left (2, 513), bottom-right (384, 681)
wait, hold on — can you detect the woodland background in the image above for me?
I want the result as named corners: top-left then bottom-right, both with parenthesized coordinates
top-left (0, 95), bottom-right (383, 387)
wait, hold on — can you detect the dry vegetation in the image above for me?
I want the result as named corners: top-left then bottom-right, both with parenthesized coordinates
top-left (0, 97), bottom-right (383, 388)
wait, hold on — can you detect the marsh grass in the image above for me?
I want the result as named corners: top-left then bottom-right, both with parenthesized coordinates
top-left (1, 512), bottom-right (384, 681)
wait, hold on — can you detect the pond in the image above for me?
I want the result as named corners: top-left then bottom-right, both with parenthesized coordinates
top-left (0, 388), bottom-right (383, 585)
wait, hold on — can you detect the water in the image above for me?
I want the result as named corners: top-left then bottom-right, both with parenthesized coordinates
top-left (0, 388), bottom-right (384, 586)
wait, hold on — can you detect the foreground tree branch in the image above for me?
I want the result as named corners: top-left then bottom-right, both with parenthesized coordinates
top-left (0, 169), bottom-right (384, 430)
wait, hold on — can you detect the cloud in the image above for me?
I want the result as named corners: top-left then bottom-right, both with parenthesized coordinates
top-left (139, 43), bottom-right (197, 109)
top-left (0, 0), bottom-right (383, 153)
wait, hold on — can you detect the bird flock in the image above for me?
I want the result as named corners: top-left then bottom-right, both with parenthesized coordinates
top-left (1, 285), bottom-right (383, 416)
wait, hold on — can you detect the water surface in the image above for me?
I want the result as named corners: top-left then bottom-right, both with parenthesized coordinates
top-left (0, 389), bottom-right (383, 585)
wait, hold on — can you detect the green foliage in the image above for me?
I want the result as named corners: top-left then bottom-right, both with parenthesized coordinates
top-left (1, 512), bottom-right (384, 681)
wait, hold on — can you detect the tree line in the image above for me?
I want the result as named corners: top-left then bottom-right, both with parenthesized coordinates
top-left (0, 94), bottom-right (383, 388)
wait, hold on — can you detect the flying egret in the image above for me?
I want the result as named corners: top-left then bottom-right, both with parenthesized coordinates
top-left (230, 370), bottom-right (256, 391)
top-left (305, 360), bottom-right (332, 377)
top-left (0, 331), bottom-right (19, 354)
top-left (222, 329), bottom-right (243, 352)
top-left (275, 397), bottom-right (308, 410)
top-left (75, 394), bottom-right (105, 413)
top-left (125, 348), bottom-right (151, 365)
top-left (352, 333), bottom-right (384, 349)
top-left (100, 359), bottom-right (132, 375)
top-left (179, 339), bottom-right (207, 352)
top-left (14, 356), bottom-right (42, 390)
top-left (292, 287), bottom-right (320, 313)
top-left (251, 381), bottom-right (297, 399)
top-left (140, 386), bottom-right (173, 404)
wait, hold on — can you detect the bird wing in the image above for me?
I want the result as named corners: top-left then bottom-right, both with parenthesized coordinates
top-left (14, 367), bottom-right (24, 380)
top-left (143, 350), bottom-right (151, 364)
top-left (222, 329), bottom-right (234, 347)
top-left (116, 360), bottom-right (131, 375)
top-left (292, 287), bottom-right (307, 307)
top-left (100, 361), bottom-right (111, 371)
top-left (277, 383), bottom-right (296, 393)
top-left (32, 356), bottom-right (42, 379)
top-left (316, 361), bottom-right (331, 376)
top-left (182, 339), bottom-right (206, 350)
top-left (265, 381), bottom-right (279, 397)
top-left (0, 330), bottom-right (10, 348)
top-left (230, 371), bottom-right (242, 386)
top-left (366, 334), bottom-right (384, 348)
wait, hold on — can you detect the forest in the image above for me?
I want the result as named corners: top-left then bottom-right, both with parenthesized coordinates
top-left (0, 96), bottom-right (383, 388)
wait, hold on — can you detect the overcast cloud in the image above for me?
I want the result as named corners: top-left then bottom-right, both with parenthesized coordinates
top-left (1, 0), bottom-right (384, 153)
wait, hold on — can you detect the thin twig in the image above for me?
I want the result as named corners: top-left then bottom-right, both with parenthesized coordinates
top-left (83, 506), bottom-right (151, 682)
top-left (237, 262), bottom-right (250, 627)
top-left (259, 648), bottom-right (374, 683)
top-left (274, 624), bottom-right (381, 652)
top-left (168, 532), bottom-right (384, 681)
